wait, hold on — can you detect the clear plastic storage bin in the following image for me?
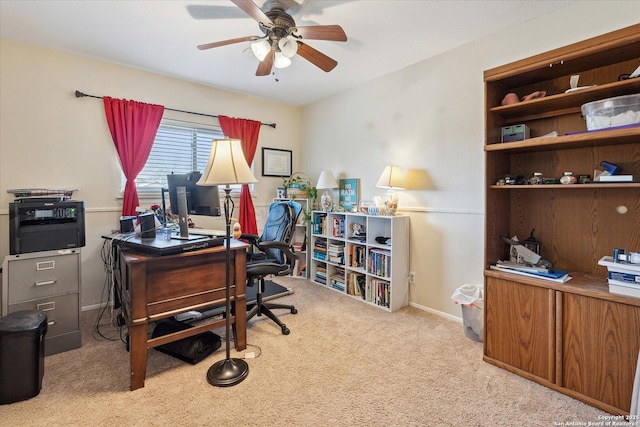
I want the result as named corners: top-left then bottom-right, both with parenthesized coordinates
top-left (581, 93), bottom-right (640, 131)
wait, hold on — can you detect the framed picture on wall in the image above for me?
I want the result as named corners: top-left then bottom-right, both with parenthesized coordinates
top-left (262, 148), bottom-right (292, 177)
top-left (339, 178), bottom-right (360, 212)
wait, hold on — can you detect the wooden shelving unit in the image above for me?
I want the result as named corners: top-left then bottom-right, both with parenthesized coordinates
top-left (482, 24), bottom-right (640, 415)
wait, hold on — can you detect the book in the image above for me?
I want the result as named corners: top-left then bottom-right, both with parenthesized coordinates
top-left (496, 260), bottom-right (549, 273)
top-left (608, 283), bottom-right (640, 298)
top-left (490, 265), bottom-right (572, 283)
top-left (328, 244), bottom-right (344, 252)
top-left (346, 273), bottom-right (365, 297)
top-left (332, 217), bottom-right (345, 237)
top-left (598, 175), bottom-right (633, 182)
top-left (329, 255), bottom-right (344, 263)
top-left (608, 278), bottom-right (640, 288)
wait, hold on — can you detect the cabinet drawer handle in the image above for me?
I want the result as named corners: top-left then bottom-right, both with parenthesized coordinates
top-left (47, 320), bottom-right (57, 326)
top-left (36, 260), bottom-right (55, 271)
top-left (37, 301), bottom-right (55, 312)
top-left (35, 280), bottom-right (57, 287)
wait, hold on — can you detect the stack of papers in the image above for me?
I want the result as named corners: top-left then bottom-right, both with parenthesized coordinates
top-left (598, 256), bottom-right (640, 298)
top-left (491, 260), bottom-right (572, 283)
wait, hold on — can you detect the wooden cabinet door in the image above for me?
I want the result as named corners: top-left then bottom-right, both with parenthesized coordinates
top-left (485, 277), bottom-right (556, 382)
top-left (562, 293), bottom-right (640, 413)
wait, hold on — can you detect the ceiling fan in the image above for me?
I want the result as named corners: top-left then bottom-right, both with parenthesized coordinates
top-left (197, 0), bottom-right (347, 76)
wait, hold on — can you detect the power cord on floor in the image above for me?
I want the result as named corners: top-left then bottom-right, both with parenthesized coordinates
top-left (229, 336), bottom-right (262, 359)
top-left (243, 343), bottom-right (262, 359)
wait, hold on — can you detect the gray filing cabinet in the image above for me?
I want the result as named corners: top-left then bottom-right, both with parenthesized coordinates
top-left (1, 249), bottom-right (81, 355)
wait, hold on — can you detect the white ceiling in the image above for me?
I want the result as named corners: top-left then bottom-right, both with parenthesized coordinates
top-left (0, 0), bottom-right (575, 107)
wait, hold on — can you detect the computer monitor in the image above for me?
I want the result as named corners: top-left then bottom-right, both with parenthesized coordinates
top-left (167, 172), bottom-right (221, 217)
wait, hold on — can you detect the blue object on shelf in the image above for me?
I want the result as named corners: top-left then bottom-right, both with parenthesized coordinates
top-left (600, 161), bottom-right (621, 175)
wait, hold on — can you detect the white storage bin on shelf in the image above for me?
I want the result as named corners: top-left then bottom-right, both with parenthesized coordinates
top-left (581, 93), bottom-right (640, 131)
top-left (310, 211), bottom-right (409, 312)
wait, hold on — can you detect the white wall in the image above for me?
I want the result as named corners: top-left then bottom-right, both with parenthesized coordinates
top-left (300, 1), bottom-right (639, 317)
top-left (0, 40), bottom-right (302, 309)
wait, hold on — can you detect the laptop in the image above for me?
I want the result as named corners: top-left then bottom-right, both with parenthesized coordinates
top-left (111, 233), bottom-right (224, 256)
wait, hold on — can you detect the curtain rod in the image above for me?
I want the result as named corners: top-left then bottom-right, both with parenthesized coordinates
top-left (74, 90), bottom-right (276, 129)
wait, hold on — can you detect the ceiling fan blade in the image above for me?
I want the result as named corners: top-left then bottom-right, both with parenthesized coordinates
top-left (231, 0), bottom-right (274, 28)
top-left (296, 42), bottom-right (338, 72)
top-left (197, 36), bottom-right (260, 50)
top-left (256, 48), bottom-right (275, 76)
top-left (292, 25), bottom-right (347, 42)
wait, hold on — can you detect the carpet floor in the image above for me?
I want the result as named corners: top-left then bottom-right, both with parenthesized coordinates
top-left (1, 277), bottom-right (608, 426)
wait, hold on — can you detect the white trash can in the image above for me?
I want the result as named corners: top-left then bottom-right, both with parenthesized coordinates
top-left (452, 284), bottom-right (484, 342)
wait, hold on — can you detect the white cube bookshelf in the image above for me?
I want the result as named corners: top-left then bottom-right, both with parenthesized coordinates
top-left (310, 211), bottom-right (409, 312)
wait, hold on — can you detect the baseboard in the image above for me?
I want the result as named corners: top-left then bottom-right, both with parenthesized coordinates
top-left (82, 302), bottom-right (110, 312)
top-left (409, 301), bottom-right (462, 324)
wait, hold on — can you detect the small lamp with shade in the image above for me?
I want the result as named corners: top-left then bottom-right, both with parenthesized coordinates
top-left (376, 165), bottom-right (405, 215)
top-left (316, 171), bottom-right (339, 211)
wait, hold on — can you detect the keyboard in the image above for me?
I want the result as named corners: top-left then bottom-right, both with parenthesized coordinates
top-left (188, 228), bottom-right (226, 237)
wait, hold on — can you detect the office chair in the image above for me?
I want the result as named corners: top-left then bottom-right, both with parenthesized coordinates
top-left (241, 201), bottom-right (302, 335)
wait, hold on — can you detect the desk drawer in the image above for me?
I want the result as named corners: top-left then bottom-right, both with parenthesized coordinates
top-left (9, 293), bottom-right (79, 338)
top-left (8, 253), bottom-right (79, 303)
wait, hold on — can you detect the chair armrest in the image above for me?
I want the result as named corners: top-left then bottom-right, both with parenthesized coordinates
top-left (258, 241), bottom-right (297, 275)
top-left (239, 233), bottom-right (261, 251)
top-left (240, 232), bottom-right (259, 242)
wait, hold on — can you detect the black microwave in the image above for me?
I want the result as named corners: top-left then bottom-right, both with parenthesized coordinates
top-left (9, 199), bottom-right (86, 254)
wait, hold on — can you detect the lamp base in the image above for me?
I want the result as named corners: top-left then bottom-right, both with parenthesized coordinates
top-left (384, 190), bottom-right (398, 216)
top-left (206, 358), bottom-right (249, 387)
top-left (320, 191), bottom-right (332, 212)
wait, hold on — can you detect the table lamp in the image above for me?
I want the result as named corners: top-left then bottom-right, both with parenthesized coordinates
top-left (316, 170), bottom-right (338, 211)
top-left (376, 165), bottom-right (405, 215)
top-left (197, 138), bottom-right (257, 387)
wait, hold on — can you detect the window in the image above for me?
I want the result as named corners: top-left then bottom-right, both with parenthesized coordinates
top-left (133, 120), bottom-right (228, 195)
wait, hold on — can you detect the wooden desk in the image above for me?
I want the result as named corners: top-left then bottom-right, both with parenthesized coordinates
top-left (113, 239), bottom-right (248, 390)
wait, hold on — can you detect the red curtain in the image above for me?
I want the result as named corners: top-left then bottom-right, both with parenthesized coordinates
top-left (103, 97), bottom-right (164, 216)
top-left (218, 115), bottom-right (260, 235)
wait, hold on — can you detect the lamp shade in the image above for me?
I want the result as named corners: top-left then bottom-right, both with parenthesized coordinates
top-left (316, 171), bottom-right (338, 189)
top-left (376, 165), bottom-right (405, 189)
top-left (274, 52), bottom-right (292, 69)
top-left (197, 139), bottom-right (257, 186)
top-left (278, 36), bottom-right (298, 58)
top-left (251, 40), bottom-right (271, 62)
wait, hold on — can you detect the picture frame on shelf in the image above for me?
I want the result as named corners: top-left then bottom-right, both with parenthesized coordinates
top-left (339, 179), bottom-right (360, 212)
top-left (262, 148), bottom-right (292, 177)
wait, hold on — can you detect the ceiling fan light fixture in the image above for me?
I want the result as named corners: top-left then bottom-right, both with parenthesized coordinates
top-left (196, 0), bottom-right (347, 75)
top-left (278, 36), bottom-right (298, 58)
top-left (274, 52), bottom-right (291, 69)
top-left (251, 39), bottom-right (271, 61)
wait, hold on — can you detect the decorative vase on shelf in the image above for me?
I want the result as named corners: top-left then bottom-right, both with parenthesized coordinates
top-left (320, 191), bottom-right (332, 212)
top-left (383, 191), bottom-right (398, 216)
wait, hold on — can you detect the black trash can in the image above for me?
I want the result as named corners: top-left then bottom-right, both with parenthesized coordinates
top-left (0, 310), bottom-right (48, 404)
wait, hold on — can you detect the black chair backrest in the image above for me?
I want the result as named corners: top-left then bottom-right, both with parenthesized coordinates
top-left (260, 201), bottom-right (302, 263)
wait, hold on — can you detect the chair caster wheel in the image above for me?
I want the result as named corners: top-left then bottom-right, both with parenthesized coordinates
top-left (282, 325), bottom-right (290, 335)
top-left (291, 308), bottom-right (298, 314)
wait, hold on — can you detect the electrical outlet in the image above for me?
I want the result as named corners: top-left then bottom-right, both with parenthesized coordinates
top-left (409, 271), bottom-right (416, 284)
